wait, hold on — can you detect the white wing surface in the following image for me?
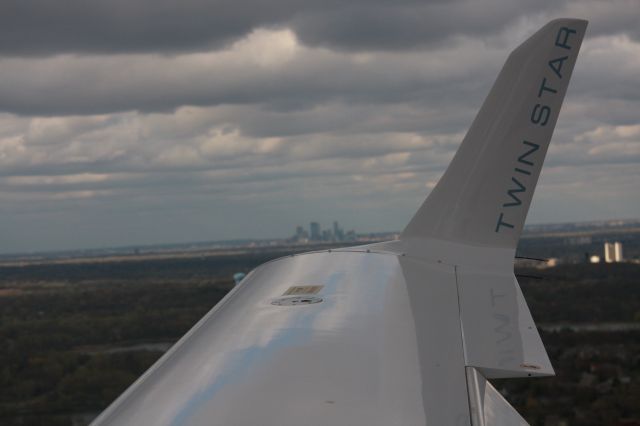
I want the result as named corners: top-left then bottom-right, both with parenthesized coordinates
top-left (91, 18), bottom-right (587, 426)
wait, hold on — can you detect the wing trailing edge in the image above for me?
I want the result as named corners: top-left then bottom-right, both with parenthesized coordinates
top-left (457, 272), bottom-right (553, 378)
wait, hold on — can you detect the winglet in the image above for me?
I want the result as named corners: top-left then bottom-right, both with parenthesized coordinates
top-left (402, 19), bottom-right (588, 249)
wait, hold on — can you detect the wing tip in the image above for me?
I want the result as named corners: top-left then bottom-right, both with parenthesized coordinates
top-left (400, 17), bottom-right (588, 249)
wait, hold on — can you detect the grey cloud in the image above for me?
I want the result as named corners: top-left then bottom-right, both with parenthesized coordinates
top-left (2, 0), bottom-right (640, 58)
top-left (530, 163), bottom-right (639, 225)
top-left (0, 35), bottom-right (503, 116)
top-left (290, 0), bottom-right (559, 51)
top-left (560, 0), bottom-right (640, 40)
top-left (2, 23), bottom-right (639, 122)
top-left (0, 0), bottom-right (298, 56)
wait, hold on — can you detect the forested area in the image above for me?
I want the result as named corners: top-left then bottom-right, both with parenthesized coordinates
top-left (0, 251), bottom-right (638, 425)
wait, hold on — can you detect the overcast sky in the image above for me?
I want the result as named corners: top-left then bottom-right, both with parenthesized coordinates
top-left (0, 0), bottom-right (638, 253)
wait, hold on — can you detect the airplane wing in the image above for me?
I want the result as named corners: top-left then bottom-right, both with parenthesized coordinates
top-left (91, 18), bottom-right (587, 426)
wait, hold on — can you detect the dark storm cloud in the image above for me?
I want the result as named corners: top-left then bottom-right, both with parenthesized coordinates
top-left (0, 0), bottom-right (412, 56)
top-left (2, 0), bottom-right (639, 57)
top-left (289, 0), bottom-right (555, 51)
top-left (0, 0), bottom-right (297, 56)
top-left (0, 35), bottom-right (499, 116)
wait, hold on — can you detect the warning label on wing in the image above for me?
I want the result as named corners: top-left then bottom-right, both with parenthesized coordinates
top-left (283, 285), bottom-right (324, 296)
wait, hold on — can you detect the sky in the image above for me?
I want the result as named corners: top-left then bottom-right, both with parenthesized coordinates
top-left (0, 0), bottom-right (639, 254)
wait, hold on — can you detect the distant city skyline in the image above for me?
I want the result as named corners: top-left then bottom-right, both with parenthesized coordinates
top-left (1, 218), bottom-right (638, 258)
top-left (292, 220), bottom-right (354, 243)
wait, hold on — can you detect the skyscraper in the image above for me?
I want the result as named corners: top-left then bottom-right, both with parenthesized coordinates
top-left (294, 226), bottom-right (308, 242)
top-left (310, 222), bottom-right (321, 241)
top-left (333, 221), bottom-right (344, 241)
top-left (614, 241), bottom-right (623, 262)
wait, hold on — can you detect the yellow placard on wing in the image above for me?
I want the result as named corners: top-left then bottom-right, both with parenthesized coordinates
top-left (283, 285), bottom-right (324, 296)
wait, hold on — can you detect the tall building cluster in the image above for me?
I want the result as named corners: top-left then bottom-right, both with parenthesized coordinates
top-left (292, 221), bottom-right (355, 243)
top-left (589, 241), bottom-right (624, 264)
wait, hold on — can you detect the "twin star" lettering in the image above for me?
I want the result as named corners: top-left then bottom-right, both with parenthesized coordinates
top-left (495, 26), bottom-right (578, 234)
